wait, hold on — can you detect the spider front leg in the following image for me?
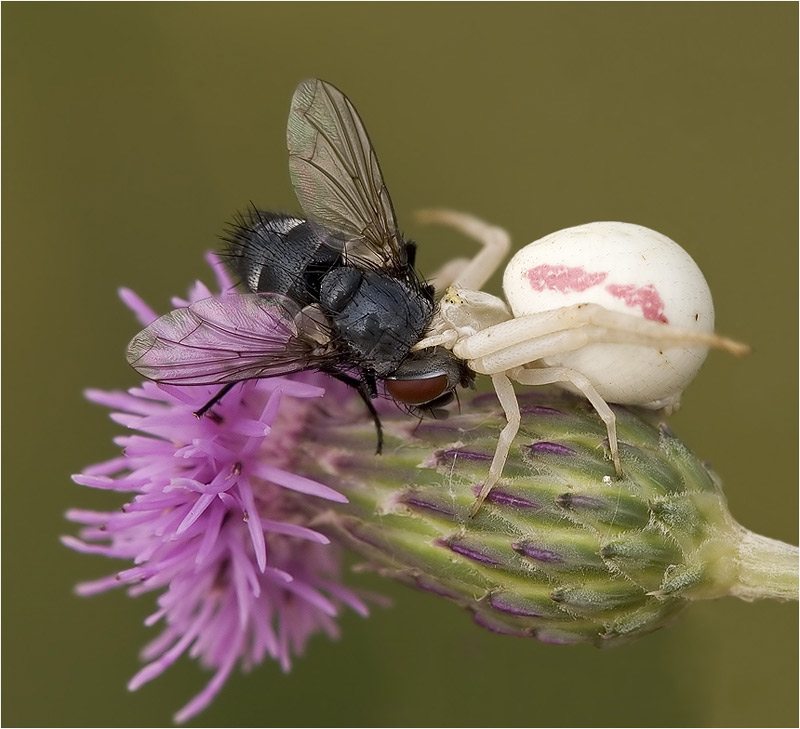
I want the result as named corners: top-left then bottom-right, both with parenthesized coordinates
top-left (470, 365), bottom-right (623, 517)
top-left (453, 302), bottom-right (749, 415)
top-left (470, 373), bottom-right (521, 517)
top-left (512, 365), bottom-right (622, 477)
top-left (454, 302), bottom-right (749, 367)
top-left (415, 209), bottom-right (511, 292)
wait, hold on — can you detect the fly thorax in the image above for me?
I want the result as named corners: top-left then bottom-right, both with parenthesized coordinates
top-left (319, 267), bottom-right (362, 314)
top-left (320, 269), bottom-right (434, 376)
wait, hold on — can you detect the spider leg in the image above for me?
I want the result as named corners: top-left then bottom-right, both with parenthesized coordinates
top-left (413, 329), bottom-right (459, 351)
top-left (453, 303), bottom-right (749, 365)
top-left (575, 304), bottom-right (749, 356)
top-left (512, 366), bottom-right (622, 477)
top-left (425, 257), bottom-right (472, 294)
top-left (470, 373), bottom-right (521, 517)
top-left (470, 365), bottom-right (623, 518)
top-left (414, 209), bottom-right (511, 291)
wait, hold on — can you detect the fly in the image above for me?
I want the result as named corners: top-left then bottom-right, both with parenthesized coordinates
top-left (126, 78), bottom-right (473, 451)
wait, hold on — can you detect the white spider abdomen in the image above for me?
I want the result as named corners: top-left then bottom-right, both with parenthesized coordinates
top-left (503, 222), bottom-right (714, 408)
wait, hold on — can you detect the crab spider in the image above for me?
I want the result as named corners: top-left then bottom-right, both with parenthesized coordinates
top-left (413, 210), bottom-right (750, 516)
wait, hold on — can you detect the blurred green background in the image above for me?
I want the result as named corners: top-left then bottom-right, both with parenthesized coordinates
top-left (4, 4), bottom-right (797, 726)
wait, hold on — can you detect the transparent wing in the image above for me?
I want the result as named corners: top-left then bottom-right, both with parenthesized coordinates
top-left (126, 294), bottom-right (330, 386)
top-left (287, 78), bottom-right (406, 270)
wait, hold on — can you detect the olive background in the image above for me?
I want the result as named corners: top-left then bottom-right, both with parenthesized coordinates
top-left (4, 4), bottom-right (797, 727)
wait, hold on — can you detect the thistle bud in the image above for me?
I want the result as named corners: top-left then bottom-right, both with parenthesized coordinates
top-left (301, 390), bottom-right (798, 647)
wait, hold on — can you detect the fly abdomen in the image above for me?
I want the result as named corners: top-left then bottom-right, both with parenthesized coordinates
top-left (224, 210), bottom-right (344, 306)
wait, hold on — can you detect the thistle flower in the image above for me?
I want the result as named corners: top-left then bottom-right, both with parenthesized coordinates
top-left (298, 389), bottom-right (799, 646)
top-left (68, 256), bottom-right (797, 723)
top-left (64, 255), bottom-right (368, 723)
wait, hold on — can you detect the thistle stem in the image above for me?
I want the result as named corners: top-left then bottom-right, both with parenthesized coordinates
top-left (729, 529), bottom-right (799, 602)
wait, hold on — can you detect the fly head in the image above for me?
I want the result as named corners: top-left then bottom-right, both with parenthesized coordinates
top-left (385, 347), bottom-right (475, 418)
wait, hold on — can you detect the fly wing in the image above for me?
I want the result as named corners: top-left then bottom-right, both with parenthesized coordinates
top-left (287, 78), bottom-right (407, 270)
top-left (126, 294), bottom-right (329, 385)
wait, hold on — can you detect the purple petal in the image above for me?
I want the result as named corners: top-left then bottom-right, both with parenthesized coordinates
top-left (269, 379), bottom-right (326, 400)
top-left (226, 418), bottom-right (271, 437)
top-left (173, 643), bottom-right (240, 724)
top-left (64, 509), bottom-right (109, 525)
top-left (205, 251), bottom-right (234, 292)
top-left (119, 287), bottom-right (158, 326)
top-left (237, 477), bottom-right (267, 572)
top-left (259, 388), bottom-right (284, 425)
top-left (183, 279), bottom-right (213, 304)
top-left (316, 581), bottom-right (370, 617)
top-left (259, 519), bottom-right (330, 545)
top-left (81, 456), bottom-right (132, 477)
top-left (60, 535), bottom-right (110, 555)
top-left (195, 504), bottom-right (226, 566)
top-left (71, 474), bottom-right (122, 490)
top-left (176, 494), bottom-right (215, 534)
top-left (283, 579), bottom-right (337, 617)
top-left (70, 261), bottom-right (371, 723)
top-left (74, 575), bottom-right (128, 596)
top-left (261, 566), bottom-right (293, 585)
top-left (250, 462), bottom-right (347, 503)
top-left (129, 599), bottom-right (216, 691)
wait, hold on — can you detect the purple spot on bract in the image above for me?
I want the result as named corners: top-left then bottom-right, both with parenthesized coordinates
top-left (557, 493), bottom-right (603, 510)
top-left (344, 523), bottom-right (386, 551)
top-left (471, 610), bottom-right (525, 636)
top-left (486, 490), bottom-right (539, 509)
top-left (489, 593), bottom-right (544, 617)
top-left (440, 539), bottom-right (500, 566)
top-left (512, 541), bottom-right (563, 563)
top-left (520, 405), bottom-right (563, 416)
top-left (472, 392), bottom-right (504, 408)
top-left (403, 496), bottom-right (454, 517)
top-left (414, 575), bottom-right (460, 600)
top-left (529, 441), bottom-right (576, 456)
top-left (442, 448), bottom-right (492, 462)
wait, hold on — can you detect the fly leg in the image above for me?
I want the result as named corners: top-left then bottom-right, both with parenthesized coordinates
top-left (194, 382), bottom-right (238, 418)
top-left (328, 372), bottom-right (384, 454)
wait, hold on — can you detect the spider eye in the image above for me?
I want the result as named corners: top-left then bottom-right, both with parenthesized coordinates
top-left (385, 374), bottom-right (448, 405)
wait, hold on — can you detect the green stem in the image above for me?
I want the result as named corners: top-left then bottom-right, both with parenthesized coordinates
top-left (729, 529), bottom-right (799, 602)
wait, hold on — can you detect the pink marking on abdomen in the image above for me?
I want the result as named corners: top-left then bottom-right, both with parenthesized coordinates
top-left (525, 264), bottom-right (607, 293)
top-left (605, 283), bottom-right (668, 323)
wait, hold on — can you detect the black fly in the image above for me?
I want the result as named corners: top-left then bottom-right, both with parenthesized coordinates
top-left (126, 79), bottom-right (473, 450)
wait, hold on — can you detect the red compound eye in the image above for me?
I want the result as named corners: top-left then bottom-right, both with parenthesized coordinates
top-left (385, 374), bottom-right (448, 405)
